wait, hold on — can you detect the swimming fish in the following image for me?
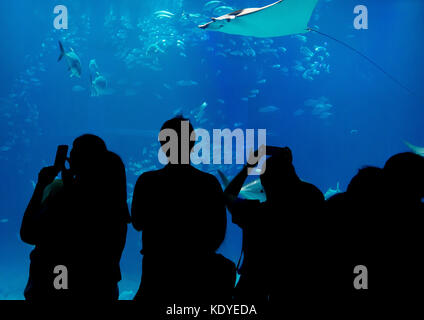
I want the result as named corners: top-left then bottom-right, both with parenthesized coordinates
top-left (89, 59), bottom-right (98, 74)
top-left (90, 72), bottom-right (108, 96)
top-left (58, 41), bottom-right (82, 78)
top-left (404, 141), bottom-right (424, 156)
top-left (218, 170), bottom-right (266, 202)
top-left (259, 105), bottom-right (279, 113)
top-left (199, 0), bottom-right (318, 38)
top-left (72, 85), bottom-right (86, 92)
top-left (324, 182), bottom-right (341, 200)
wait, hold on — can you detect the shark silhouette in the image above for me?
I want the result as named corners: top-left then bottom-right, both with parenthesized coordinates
top-left (324, 182), bottom-right (341, 200)
top-left (405, 141), bottom-right (424, 157)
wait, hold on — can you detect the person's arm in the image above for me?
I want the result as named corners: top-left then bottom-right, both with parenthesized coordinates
top-left (224, 145), bottom-right (266, 202)
top-left (20, 166), bottom-right (58, 245)
top-left (208, 177), bottom-right (228, 252)
top-left (224, 146), bottom-right (266, 229)
top-left (223, 165), bottom-right (249, 202)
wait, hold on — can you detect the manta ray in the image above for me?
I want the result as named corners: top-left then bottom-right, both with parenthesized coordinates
top-left (58, 41), bottom-right (82, 78)
top-left (199, 0), bottom-right (413, 94)
top-left (405, 141), bottom-right (424, 157)
top-left (217, 170), bottom-right (267, 202)
top-left (199, 0), bottom-right (318, 38)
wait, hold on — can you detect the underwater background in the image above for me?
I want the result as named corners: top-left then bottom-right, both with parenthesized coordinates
top-left (0, 0), bottom-right (423, 299)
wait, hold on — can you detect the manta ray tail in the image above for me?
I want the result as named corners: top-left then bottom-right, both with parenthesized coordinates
top-left (58, 41), bottom-right (65, 62)
top-left (308, 28), bottom-right (415, 96)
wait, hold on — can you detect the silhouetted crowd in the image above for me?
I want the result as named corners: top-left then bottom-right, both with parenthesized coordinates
top-left (21, 116), bottom-right (424, 313)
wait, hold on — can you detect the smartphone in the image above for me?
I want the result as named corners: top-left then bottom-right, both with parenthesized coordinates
top-left (54, 145), bottom-right (68, 169)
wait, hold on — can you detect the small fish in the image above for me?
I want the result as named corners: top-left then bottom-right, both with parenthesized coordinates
top-left (176, 80), bottom-right (198, 87)
top-left (300, 46), bottom-right (314, 57)
top-left (173, 107), bottom-right (183, 115)
top-left (302, 69), bottom-right (314, 81)
top-left (294, 35), bottom-right (307, 42)
top-left (293, 64), bottom-right (306, 72)
top-left (259, 105), bottom-right (279, 113)
top-left (72, 85), bottom-right (86, 92)
top-left (154, 10), bottom-right (174, 17)
top-left (314, 46), bottom-right (327, 52)
top-left (229, 50), bottom-right (243, 56)
top-left (0, 218), bottom-right (8, 223)
top-left (155, 14), bottom-right (174, 19)
top-left (89, 59), bottom-right (98, 74)
top-left (319, 111), bottom-right (332, 119)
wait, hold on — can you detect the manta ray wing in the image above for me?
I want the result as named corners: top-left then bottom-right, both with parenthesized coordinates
top-left (200, 0), bottom-right (318, 38)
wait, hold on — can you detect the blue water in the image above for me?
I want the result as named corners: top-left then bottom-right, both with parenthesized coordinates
top-left (1, 0), bottom-right (423, 299)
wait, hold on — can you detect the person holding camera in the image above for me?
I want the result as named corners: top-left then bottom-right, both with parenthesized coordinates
top-left (224, 145), bottom-right (325, 311)
top-left (20, 134), bottom-right (129, 300)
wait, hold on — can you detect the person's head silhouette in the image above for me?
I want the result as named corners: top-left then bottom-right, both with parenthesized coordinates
top-left (384, 152), bottom-right (424, 203)
top-left (260, 147), bottom-right (298, 201)
top-left (159, 115), bottom-right (195, 165)
top-left (347, 166), bottom-right (383, 203)
top-left (69, 134), bottom-right (107, 179)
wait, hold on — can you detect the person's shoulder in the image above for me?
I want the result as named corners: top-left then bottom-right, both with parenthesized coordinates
top-left (192, 167), bottom-right (221, 185)
top-left (135, 168), bottom-right (165, 184)
top-left (299, 181), bottom-right (324, 199)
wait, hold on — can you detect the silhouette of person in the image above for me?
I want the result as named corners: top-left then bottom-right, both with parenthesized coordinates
top-left (325, 155), bottom-right (424, 305)
top-left (131, 116), bottom-right (234, 305)
top-left (21, 134), bottom-right (129, 300)
top-left (325, 166), bottom-right (384, 302)
top-left (377, 152), bottom-right (424, 301)
top-left (224, 146), bottom-right (325, 312)
top-left (383, 152), bottom-right (424, 211)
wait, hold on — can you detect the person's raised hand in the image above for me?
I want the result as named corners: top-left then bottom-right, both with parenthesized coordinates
top-left (246, 145), bottom-right (266, 175)
top-left (37, 166), bottom-right (59, 187)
